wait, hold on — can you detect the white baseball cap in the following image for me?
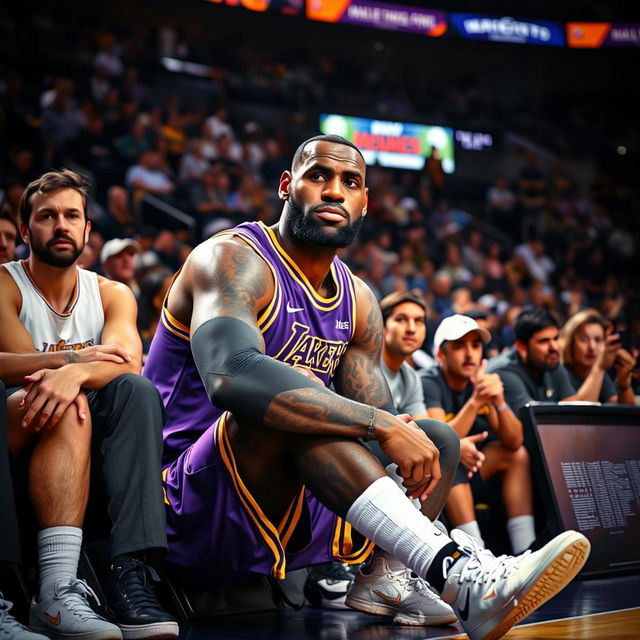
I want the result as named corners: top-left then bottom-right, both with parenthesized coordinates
top-left (433, 314), bottom-right (491, 352)
top-left (100, 238), bottom-right (141, 264)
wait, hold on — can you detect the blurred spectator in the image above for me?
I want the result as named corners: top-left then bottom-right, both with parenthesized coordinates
top-left (513, 237), bottom-right (555, 288)
top-left (204, 105), bottom-right (235, 142)
top-left (125, 151), bottom-right (175, 196)
top-left (137, 268), bottom-right (173, 353)
top-left (0, 210), bottom-right (18, 263)
top-left (100, 186), bottom-right (142, 240)
top-left (100, 237), bottom-right (142, 297)
top-left (0, 180), bottom-right (26, 222)
top-left (517, 151), bottom-right (547, 213)
top-left (179, 139), bottom-right (210, 184)
top-left (439, 242), bottom-right (473, 287)
top-left (486, 176), bottom-right (516, 222)
top-left (116, 116), bottom-right (154, 162)
top-left (560, 309), bottom-right (637, 405)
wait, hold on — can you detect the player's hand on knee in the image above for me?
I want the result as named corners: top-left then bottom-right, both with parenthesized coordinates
top-left (20, 367), bottom-right (84, 431)
top-left (378, 415), bottom-right (441, 501)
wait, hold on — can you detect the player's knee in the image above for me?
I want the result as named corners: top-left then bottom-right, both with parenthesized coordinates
top-left (111, 373), bottom-right (162, 402)
top-left (415, 418), bottom-right (460, 472)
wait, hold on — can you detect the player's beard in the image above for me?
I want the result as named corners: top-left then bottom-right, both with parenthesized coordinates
top-left (29, 230), bottom-right (84, 268)
top-left (285, 192), bottom-right (363, 248)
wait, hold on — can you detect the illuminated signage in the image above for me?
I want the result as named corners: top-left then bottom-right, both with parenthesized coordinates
top-left (567, 22), bottom-right (640, 48)
top-left (307, 0), bottom-right (446, 36)
top-left (451, 13), bottom-right (565, 46)
top-left (455, 130), bottom-right (494, 151)
top-left (320, 114), bottom-right (455, 172)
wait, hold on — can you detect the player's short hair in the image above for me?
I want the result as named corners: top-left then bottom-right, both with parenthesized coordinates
top-left (20, 169), bottom-right (90, 226)
top-left (514, 307), bottom-right (559, 345)
top-left (379, 291), bottom-right (427, 326)
top-left (291, 135), bottom-right (365, 172)
top-left (560, 309), bottom-right (609, 367)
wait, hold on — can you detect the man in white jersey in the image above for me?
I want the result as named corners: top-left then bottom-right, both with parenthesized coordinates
top-left (0, 170), bottom-right (177, 640)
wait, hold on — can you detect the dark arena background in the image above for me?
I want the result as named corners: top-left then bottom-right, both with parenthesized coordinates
top-left (1, 0), bottom-right (639, 638)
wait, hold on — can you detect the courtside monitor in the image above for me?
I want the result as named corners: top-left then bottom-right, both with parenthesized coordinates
top-left (521, 403), bottom-right (640, 577)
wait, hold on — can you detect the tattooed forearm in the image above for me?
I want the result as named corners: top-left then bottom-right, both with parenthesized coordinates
top-left (63, 351), bottom-right (79, 364)
top-left (265, 386), bottom-right (397, 439)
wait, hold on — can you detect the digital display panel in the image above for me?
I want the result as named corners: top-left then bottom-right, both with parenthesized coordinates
top-left (320, 113), bottom-right (455, 172)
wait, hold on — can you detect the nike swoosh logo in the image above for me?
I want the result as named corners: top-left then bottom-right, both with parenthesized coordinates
top-left (459, 589), bottom-right (470, 621)
top-left (372, 589), bottom-right (401, 606)
top-left (483, 589), bottom-right (497, 600)
top-left (286, 302), bottom-right (304, 313)
top-left (45, 611), bottom-right (61, 625)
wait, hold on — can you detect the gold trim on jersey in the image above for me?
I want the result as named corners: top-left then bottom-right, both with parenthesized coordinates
top-left (217, 413), bottom-right (295, 579)
top-left (344, 267), bottom-right (358, 342)
top-left (331, 517), bottom-right (375, 564)
top-left (161, 307), bottom-right (190, 342)
top-left (259, 223), bottom-right (345, 311)
top-left (217, 228), bottom-right (282, 333)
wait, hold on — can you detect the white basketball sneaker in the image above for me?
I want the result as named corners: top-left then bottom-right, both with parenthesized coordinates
top-left (441, 529), bottom-right (590, 640)
top-left (30, 578), bottom-right (122, 640)
top-left (346, 554), bottom-right (457, 626)
top-left (0, 594), bottom-right (49, 640)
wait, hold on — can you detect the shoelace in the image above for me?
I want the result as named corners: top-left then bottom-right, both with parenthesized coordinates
top-left (117, 560), bottom-right (162, 611)
top-left (53, 579), bottom-right (102, 621)
top-left (0, 596), bottom-right (31, 633)
top-left (405, 572), bottom-right (440, 602)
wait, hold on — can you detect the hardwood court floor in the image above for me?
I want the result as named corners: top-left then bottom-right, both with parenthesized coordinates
top-left (179, 573), bottom-right (640, 640)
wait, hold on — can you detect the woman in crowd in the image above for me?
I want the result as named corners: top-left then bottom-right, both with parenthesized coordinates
top-left (560, 309), bottom-right (637, 404)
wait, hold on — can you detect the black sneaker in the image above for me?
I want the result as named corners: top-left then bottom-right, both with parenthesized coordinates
top-left (106, 557), bottom-right (179, 639)
top-left (304, 562), bottom-right (359, 610)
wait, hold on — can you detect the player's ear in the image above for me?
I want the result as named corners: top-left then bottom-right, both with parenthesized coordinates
top-left (362, 187), bottom-right (369, 217)
top-left (84, 218), bottom-right (91, 243)
top-left (19, 221), bottom-right (29, 245)
top-left (278, 171), bottom-right (292, 201)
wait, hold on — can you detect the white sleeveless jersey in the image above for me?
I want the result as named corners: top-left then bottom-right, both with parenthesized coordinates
top-left (3, 261), bottom-right (105, 353)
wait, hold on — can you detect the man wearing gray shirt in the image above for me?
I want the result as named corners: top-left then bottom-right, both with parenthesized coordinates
top-left (378, 291), bottom-right (430, 418)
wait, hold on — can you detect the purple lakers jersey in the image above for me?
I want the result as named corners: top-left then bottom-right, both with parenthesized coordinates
top-left (144, 221), bottom-right (358, 464)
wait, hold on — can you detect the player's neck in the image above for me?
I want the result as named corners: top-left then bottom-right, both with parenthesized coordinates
top-left (274, 226), bottom-right (336, 294)
top-left (23, 256), bottom-right (78, 313)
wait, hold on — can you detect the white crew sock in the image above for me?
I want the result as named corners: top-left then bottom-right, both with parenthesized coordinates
top-left (507, 515), bottom-right (536, 554)
top-left (385, 463), bottom-right (422, 509)
top-left (346, 476), bottom-right (451, 579)
top-left (456, 520), bottom-right (485, 547)
top-left (37, 526), bottom-right (83, 600)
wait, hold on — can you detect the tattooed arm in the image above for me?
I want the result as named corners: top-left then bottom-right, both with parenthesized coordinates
top-left (188, 243), bottom-right (440, 493)
top-left (333, 277), bottom-right (441, 496)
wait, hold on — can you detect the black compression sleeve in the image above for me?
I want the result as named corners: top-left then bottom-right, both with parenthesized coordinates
top-left (191, 316), bottom-right (318, 423)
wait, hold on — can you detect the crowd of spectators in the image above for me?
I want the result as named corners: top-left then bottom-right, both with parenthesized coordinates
top-left (0, 2), bottom-right (637, 390)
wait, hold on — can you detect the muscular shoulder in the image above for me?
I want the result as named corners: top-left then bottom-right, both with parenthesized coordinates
top-left (180, 234), bottom-right (275, 319)
top-left (98, 275), bottom-right (137, 309)
top-left (0, 264), bottom-right (22, 310)
top-left (351, 275), bottom-right (383, 347)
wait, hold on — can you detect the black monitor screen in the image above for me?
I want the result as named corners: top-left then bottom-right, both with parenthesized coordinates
top-left (523, 405), bottom-right (640, 577)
